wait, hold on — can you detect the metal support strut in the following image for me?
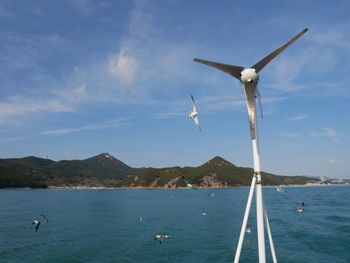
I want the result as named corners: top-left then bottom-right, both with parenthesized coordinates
top-left (233, 173), bottom-right (277, 262)
top-left (233, 118), bottom-right (277, 263)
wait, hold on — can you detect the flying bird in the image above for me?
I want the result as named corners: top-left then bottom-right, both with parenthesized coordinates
top-left (297, 202), bottom-right (305, 212)
top-left (188, 95), bottom-right (202, 131)
top-left (154, 234), bottom-right (172, 245)
top-left (181, 175), bottom-right (198, 190)
top-left (32, 220), bottom-right (42, 232)
top-left (32, 215), bottom-right (48, 232)
top-left (245, 224), bottom-right (252, 234)
top-left (276, 185), bottom-right (287, 192)
top-left (41, 214), bottom-right (49, 223)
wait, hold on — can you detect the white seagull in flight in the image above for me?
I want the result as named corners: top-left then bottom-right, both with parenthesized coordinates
top-left (188, 95), bottom-right (202, 131)
top-left (154, 234), bottom-right (172, 245)
top-left (297, 202), bottom-right (305, 212)
top-left (32, 215), bottom-right (48, 232)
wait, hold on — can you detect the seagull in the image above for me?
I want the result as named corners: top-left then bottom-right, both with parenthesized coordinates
top-left (32, 215), bottom-right (48, 232)
top-left (181, 175), bottom-right (198, 190)
top-left (154, 234), bottom-right (172, 245)
top-left (276, 185), bottom-right (287, 192)
top-left (139, 216), bottom-right (143, 222)
top-left (188, 95), bottom-right (202, 131)
top-left (297, 202), bottom-right (305, 212)
top-left (208, 193), bottom-right (215, 197)
top-left (202, 210), bottom-right (207, 216)
top-left (32, 220), bottom-right (42, 232)
top-left (245, 224), bottom-right (252, 234)
top-left (41, 214), bottom-right (49, 223)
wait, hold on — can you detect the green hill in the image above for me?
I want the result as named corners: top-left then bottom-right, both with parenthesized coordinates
top-left (0, 154), bottom-right (318, 188)
top-left (0, 165), bottom-right (47, 189)
top-left (0, 153), bottom-right (144, 187)
top-left (121, 156), bottom-right (318, 188)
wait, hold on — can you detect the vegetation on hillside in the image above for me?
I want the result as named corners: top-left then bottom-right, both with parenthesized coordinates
top-left (0, 166), bottom-right (47, 189)
top-left (121, 156), bottom-right (318, 188)
top-left (0, 154), bottom-right (319, 188)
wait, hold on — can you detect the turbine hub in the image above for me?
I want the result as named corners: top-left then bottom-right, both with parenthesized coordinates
top-left (240, 68), bottom-right (259, 84)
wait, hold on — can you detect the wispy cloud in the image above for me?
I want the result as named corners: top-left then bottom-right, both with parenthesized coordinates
top-left (0, 97), bottom-right (73, 125)
top-left (0, 135), bottom-right (33, 144)
top-left (328, 159), bottom-right (340, 164)
top-left (108, 49), bottom-right (139, 85)
top-left (287, 113), bottom-right (307, 121)
top-left (37, 118), bottom-right (130, 136)
top-left (311, 29), bottom-right (350, 50)
top-left (0, 118), bottom-right (131, 144)
top-left (279, 133), bottom-right (301, 138)
top-left (198, 95), bottom-right (245, 111)
top-left (154, 111), bottom-right (185, 119)
top-left (310, 127), bottom-right (340, 143)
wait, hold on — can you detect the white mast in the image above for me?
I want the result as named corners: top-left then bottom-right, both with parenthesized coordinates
top-left (193, 28), bottom-right (308, 263)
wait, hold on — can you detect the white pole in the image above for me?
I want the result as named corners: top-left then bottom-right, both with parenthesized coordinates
top-left (255, 177), bottom-right (266, 263)
top-left (264, 202), bottom-right (278, 263)
top-left (233, 175), bottom-right (257, 263)
top-left (252, 134), bottom-right (266, 262)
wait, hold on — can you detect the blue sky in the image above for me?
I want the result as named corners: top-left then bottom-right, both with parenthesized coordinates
top-left (1, 0), bottom-right (350, 178)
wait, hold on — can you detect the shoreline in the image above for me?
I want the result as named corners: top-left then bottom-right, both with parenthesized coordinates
top-left (1, 183), bottom-right (348, 190)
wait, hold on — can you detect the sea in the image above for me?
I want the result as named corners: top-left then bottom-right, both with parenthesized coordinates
top-left (0, 185), bottom-right (349, 263)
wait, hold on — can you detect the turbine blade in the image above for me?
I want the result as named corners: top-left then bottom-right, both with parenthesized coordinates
top-left (256, 88), bottom-right (263, 119)
top-left (243, 85), bottom-right (257, 140)
top-left (252, 28), bottom-right (308, 72)
top-left (193, 58), bottom-right (244, 80)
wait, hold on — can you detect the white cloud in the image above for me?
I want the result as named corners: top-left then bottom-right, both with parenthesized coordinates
top-left (287, 113), bottom-right (307, 121)
top-left (0, 135), bottom-right (32, 144)
top-left (311, 29), bottom-right (350, 50)
top-left (329, 159), bottom-right (340, 164)
top-left (279, 133), bottom-right (301, 138)
top-left (0, 118), bottom-right (131, 144)
top-left (37, 118), bottom-right (130, 136)
top-left (263, 31), bottom-right (339, 93)
top-left (310, 127), bottom-right (340, 143)
top-left (108, 49), bottom-right (139, 85)
top-left (154, 111), bottom-right (185, 119)
top-left (0, 97), bottom-right (73, 125)
top-left (74, 84), bottom-right (87, 97)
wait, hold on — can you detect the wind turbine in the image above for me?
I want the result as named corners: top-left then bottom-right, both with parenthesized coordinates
top-left (193, 28), bottom-right (308, 263)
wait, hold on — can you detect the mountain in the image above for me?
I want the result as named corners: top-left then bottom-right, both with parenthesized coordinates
top-left (0, 153), bottom-right (144, 187)
top-left (42, 153), bottom-right (144, 186)
top-left (121, 156), bottom-right (319, 188)
top-left (0, 154), bottom-right (319, 188)
top-left (0, 165), bottom-right (47, 189)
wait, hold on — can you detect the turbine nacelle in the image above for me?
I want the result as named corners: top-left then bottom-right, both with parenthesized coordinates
top-left (240, 68), bottom-right (259, 84)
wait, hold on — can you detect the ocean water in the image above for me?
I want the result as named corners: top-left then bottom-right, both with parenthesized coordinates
top-left (0, 185), bottom-right (349, 263)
